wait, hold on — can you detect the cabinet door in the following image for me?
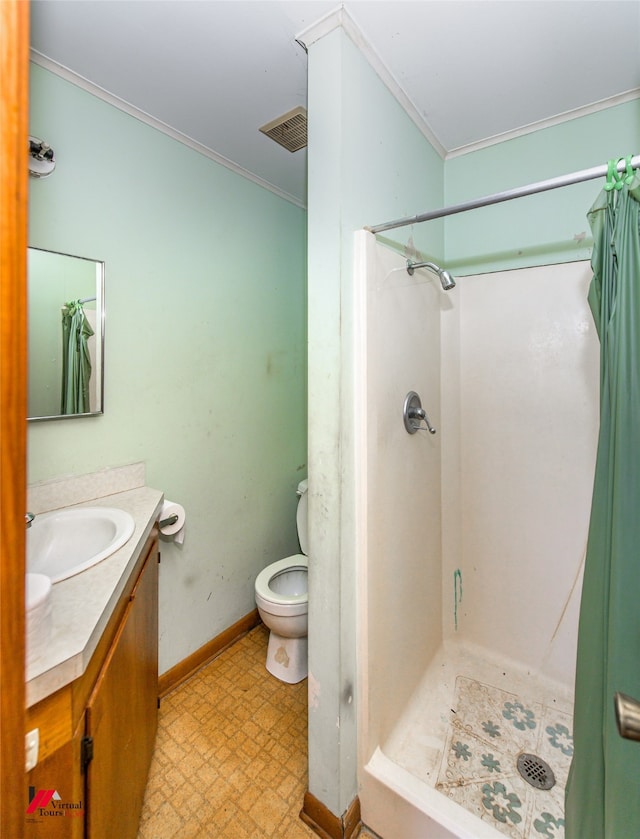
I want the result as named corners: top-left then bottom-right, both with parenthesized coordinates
top-left (85, 543), bottom-right (158, 839)
top-left (25, 715), bottom-right (85, 839)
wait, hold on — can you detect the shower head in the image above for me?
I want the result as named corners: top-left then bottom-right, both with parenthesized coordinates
top-left (438, 268), bottom-right (456, 291)
top-left (406, 259), bottom-right (456, 291)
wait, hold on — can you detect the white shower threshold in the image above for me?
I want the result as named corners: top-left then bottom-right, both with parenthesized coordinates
top-left (365, 639), bottom-right (574, 839)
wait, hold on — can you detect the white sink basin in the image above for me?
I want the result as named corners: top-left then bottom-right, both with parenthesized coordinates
top-left (26, 572), bottom-right (53, 668)
top-left (27, 507), bottom-right (135, 583)
top-left (26, 572), bottom-right (52, 611)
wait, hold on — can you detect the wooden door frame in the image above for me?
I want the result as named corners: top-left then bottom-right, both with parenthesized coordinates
top-left (0, 1), bottom-right (29, 835)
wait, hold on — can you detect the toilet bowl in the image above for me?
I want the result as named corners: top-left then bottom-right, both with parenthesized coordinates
top-left (255, 479), bottom-right (308, 683)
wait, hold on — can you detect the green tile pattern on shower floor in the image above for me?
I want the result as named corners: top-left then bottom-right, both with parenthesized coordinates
top-left (436, 676), bottom-right (573, 839)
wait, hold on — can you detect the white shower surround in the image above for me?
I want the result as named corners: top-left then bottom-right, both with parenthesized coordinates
top-left (354, 231), bottom-right (600, 838)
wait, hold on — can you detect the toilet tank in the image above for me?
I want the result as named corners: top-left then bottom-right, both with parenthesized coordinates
top-left (296, 479), bottom-right (308, 555)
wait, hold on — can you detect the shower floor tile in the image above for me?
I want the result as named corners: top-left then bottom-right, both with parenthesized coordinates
top-left (436, 676), bottom-right (572, 839)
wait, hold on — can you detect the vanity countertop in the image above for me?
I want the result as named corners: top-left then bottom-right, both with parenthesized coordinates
top-left (26, 485), bottom-right (164, 708)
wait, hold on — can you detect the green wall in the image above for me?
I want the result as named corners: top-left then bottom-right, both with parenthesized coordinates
top-left (445, 99), bottom-right (640, 274)
top-left (306, 26), bottom-right (444, 817)
top-left (28, 64), bottom-right (307, 674)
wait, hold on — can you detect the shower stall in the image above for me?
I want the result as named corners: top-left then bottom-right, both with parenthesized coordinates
top-left (354, 230), bottom-right (599, 838)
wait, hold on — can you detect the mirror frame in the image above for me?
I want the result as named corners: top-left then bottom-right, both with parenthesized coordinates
top-left (27, 247), bottom-right (105, 422)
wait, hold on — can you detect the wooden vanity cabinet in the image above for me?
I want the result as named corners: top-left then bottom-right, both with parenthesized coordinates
top-left (85, 533), bottom-right (158, 839)
top-left (25, 713), bottom-right (86, 839)
top-left (25, 529), bottom-right (159, 839)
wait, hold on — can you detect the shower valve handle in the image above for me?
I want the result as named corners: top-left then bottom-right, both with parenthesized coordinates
top-left (403, 391), bottom-right (436, 435)
top-left (410, 407), bottom-right (436, 435)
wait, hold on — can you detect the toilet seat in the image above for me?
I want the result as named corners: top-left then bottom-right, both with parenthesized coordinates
top-left (255, 555), bottom-right (308, 616)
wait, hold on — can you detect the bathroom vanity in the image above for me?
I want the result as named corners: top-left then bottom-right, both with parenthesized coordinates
top-left (24, 481), bottom-right (163, 839)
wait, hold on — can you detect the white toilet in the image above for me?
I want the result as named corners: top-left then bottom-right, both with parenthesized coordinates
top-left (255, 479), bottom-right (308, 683)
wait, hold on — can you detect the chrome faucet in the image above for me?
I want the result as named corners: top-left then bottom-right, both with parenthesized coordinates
top-left (25, 512), bottom-right (35, 528)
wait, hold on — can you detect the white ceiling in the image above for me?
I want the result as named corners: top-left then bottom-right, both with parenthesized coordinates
top-left (30, 1), bottom-right (640, 206)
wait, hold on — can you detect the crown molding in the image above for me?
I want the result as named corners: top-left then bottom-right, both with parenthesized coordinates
top-left (32, 26), bottom-right (639, 185)
top-left (295, 5), bottom-right (344, 50)
top-left (296, 5), bottom-right (448, 160)
top-left (446, 87), bottom-right (640, 160)
top-left (29, 50), bottom-right (306, 210)
top-left (297, 7), bottom-right (639, 164)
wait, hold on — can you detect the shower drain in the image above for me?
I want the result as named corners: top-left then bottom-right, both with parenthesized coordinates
top-left (516, 753), bottom-right (556, 790)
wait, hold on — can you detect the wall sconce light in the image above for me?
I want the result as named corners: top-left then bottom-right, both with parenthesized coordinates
top-left (28, 136), bottom-right (56, 178)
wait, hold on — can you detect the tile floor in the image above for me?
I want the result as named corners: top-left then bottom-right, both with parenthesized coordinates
top-left (138, 624), bottom-right (377, 838)
top-left (436, 676), bottom-right (572, 838)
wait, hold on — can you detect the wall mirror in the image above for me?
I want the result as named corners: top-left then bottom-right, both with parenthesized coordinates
top-left (28, 247), bottom-right (104, 421)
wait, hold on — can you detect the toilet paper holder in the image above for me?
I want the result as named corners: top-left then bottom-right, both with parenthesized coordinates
top-left (159, 513), bottom-right (179, 529)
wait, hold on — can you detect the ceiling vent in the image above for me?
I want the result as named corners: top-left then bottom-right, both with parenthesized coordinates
top-left (259, 106), bottom-right (307, 152)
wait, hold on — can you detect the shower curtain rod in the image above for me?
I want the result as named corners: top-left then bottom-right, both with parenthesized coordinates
top-left (366, 154), bottom-right (640, 234)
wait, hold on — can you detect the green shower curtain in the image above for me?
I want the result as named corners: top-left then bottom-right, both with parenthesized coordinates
top-left (565, 168), bottom-right (640, 837)
top-left (61, 300), bottom-right (94, 414)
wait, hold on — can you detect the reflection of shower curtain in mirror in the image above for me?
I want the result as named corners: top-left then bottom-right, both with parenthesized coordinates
top-left (61, 300), bottom-right (94, 414)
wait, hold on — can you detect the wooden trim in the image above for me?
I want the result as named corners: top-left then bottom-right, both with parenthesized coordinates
top-left (158, 609), bottom-right (261, 698)
top-left (300, 791), bottom-right (362, 839)
top-left (0, 1), bottom-right (30, 835)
